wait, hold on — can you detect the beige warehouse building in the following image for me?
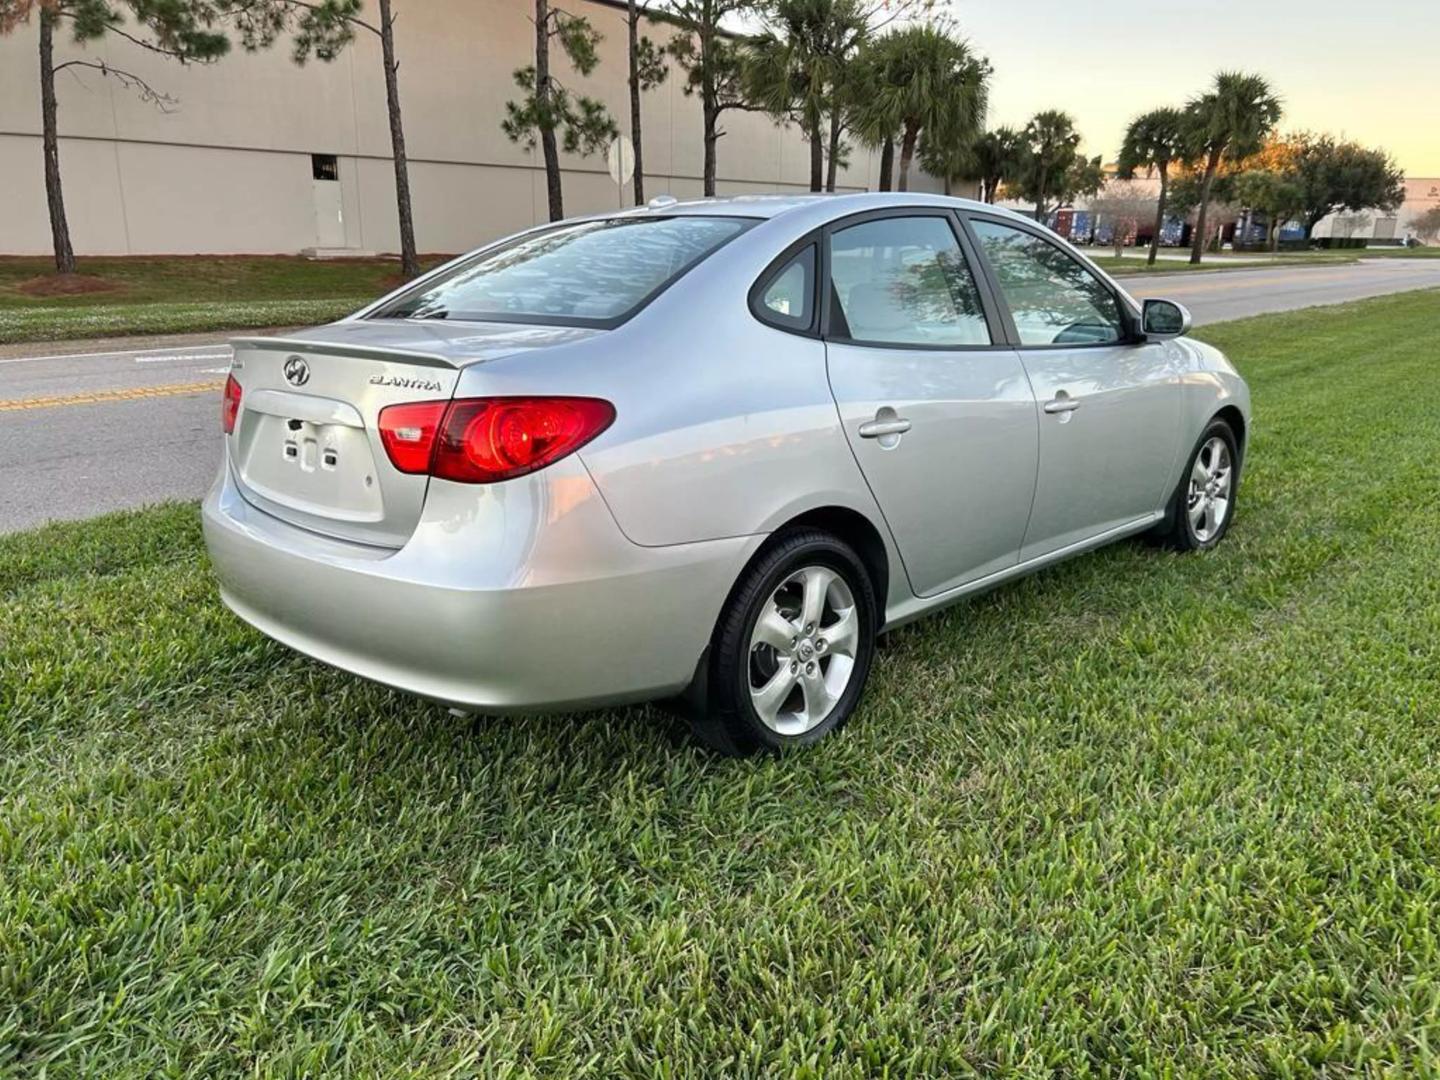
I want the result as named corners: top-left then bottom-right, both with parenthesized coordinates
top-left (0, 0), bottom-right (933, 257)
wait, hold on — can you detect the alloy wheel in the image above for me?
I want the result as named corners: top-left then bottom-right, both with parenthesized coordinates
top-left (747, 565), bottom-right (859, 735)
top-left (1187, 436), bottom-right (1233, 543)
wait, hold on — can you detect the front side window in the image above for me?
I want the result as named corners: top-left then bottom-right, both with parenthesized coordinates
top-left (372, 216), bottom-right (751, 325)
top-left (969, 219), bottom-right (1125, 346)
top-left (828, 216), bottom-right (990, 347)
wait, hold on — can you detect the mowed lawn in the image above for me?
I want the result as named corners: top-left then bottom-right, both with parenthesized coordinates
top-left (0, 255), bottom-right (446, 344)
top-left (3, 291), bottom-right (1440, 1077)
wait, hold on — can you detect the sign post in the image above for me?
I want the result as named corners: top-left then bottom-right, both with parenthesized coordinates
top-left (606, 135), bottom-right (636, 208)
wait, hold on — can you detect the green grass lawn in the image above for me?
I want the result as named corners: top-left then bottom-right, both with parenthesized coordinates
top-left (0, 255), bottom-right (446, 345)
top-left (3, 290), bottom-right (1440, 1076)
top-left (1358, 245), bottom-right (1440, 258)
top-left (1092, 251), bottom-right (1361, 275)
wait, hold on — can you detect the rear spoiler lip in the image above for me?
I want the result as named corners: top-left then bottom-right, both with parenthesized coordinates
top-left (229, 336), bottom-right (458, 370)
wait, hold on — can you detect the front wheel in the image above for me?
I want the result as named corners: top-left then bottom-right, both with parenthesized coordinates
top-left (692, 529), bottom-right (878, 755)
top-left (1157, 418), bottom-right (1239, 551)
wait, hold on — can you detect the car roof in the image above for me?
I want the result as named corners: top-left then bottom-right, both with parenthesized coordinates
top-left (606, 191), bottom-right (1032, 223)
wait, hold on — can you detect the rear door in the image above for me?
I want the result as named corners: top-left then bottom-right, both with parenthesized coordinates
top-left (962, 215), bottom-right (1184, 560)
top-left (820, 210), bottom-right (1038, 598)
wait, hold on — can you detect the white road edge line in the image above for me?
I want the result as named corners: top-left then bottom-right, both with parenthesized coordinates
top-left (134, 352), bottom-right (233, 364)
top-left (0, 342), bottom-right (234, 366)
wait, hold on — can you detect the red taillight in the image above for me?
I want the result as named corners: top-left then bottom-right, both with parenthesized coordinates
top-left (377, 397), bottom-right (614, 484)
top-left (377, 400), bottom-right (448, 474)
top-left (222, 374), bottom-right (242, 434)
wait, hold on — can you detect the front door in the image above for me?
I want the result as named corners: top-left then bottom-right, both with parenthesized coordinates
top-left (823, 212), bottom-right (1038, 598)
top-left (965, 216), bottom-right (1183, 560)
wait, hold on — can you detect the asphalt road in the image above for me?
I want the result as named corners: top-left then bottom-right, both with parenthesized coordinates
top-left (1119, 257), bottom-right (1440, 323)
top-left (3, 259), bottom-right (1438, 535)
top-left (0, 335), bottom-right (232, 534)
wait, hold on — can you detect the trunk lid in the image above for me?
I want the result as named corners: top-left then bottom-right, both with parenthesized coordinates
top-left (226, 321), bottom-right (603, 547)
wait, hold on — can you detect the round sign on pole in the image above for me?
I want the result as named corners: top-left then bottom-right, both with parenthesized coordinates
top-left (607, 135), bottom-right (636, 187)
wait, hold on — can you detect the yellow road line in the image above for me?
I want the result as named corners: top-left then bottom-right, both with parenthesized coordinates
top-left (0, 379), bottom-right (223, 412)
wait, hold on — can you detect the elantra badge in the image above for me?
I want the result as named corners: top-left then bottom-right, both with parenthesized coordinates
top-left (369, 374), bottom-right (444, 393)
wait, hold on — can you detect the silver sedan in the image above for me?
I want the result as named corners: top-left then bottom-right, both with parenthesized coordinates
top-left (203, 193), bottom-right (1249, 754)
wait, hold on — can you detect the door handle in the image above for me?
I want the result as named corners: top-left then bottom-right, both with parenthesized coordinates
top-left (858, 417), bottom-right (912, 438)
top-left (1043, 395), bottom-right (1081, 415)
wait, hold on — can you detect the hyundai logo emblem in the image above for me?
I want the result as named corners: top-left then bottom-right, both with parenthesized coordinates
top-left (283, 356), bottom-right (310, 387)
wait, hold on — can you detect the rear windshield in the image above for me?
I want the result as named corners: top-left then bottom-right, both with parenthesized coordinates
top-left (370, 216), bottom-right (753, 326)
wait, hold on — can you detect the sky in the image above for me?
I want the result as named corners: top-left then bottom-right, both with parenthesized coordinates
top-left (947, 0), bottom-right (1440, 176)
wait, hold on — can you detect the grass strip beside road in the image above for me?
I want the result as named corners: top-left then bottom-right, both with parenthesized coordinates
top-left (1093, 252), bottom-right (1359, 275)
top-left (0, 255), bottom-right (451, 344)
top-left (0, 298), bottom-right (369, 345)
top-left (3, 290), bottom-right (1440, 1076)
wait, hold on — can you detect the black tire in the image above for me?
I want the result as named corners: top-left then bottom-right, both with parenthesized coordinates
top-left (1156, 417), bottom-right (1240, 552)
top-left (691, 528), bottom-right (878, 756)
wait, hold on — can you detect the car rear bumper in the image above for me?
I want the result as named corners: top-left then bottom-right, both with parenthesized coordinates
top-left (202, 455), bottom-right (760, 712)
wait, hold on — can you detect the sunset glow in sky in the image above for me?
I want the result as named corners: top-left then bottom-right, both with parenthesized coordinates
top-left (950, 0), bottom-right (1439, 176)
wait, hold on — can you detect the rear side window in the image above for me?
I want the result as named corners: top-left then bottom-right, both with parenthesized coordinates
top-left (828, 216), bottom-right (990, 346)
top-left (372, 216), bottom-right (752, 326)
top-left (753, 245), bottom-right (815, 331)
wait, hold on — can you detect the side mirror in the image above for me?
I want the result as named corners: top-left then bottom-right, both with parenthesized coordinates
top-left (1141, 298), bottom-right (1191, 340)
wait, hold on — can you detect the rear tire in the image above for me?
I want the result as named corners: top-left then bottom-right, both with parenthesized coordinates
top-left (1156, 418), bottom-right (1239, 551)
top-left (691, 529), bottom-right (878, 756)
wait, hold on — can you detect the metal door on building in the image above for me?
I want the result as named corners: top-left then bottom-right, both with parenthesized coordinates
top-left (311, 154), bottom-right (345, 249)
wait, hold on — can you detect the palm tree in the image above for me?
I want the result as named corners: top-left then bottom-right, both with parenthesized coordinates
top-left (1183, 71), bottom-right (1282, 264)
top-left (970, 126), bottom-right (1022, 203)
top-left (844, 38), bottom-right (898, 190)
top-left (917, 124), bottom-right (972, 197)
top-left (747, 0), bottom-right (865, 192)
top-left (1017, 109), bottom-right (1080, 222)
top-left (848, 25), bottom-right (988, 193)
top-left (1117, 106), bottom-right (1189, 266)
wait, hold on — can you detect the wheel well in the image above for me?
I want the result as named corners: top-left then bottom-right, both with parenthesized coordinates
top-left (774, 506), bottom-right (890, 605)
top-left (679, 506), bottom-right (893, 714)
top-left (1215, 405), bottom-right (1246, 461)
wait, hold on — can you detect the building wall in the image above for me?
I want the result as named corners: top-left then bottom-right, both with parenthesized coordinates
top-left (0, 0), bottom-right (955, 256)
top-left (1312, 178), bottom-right (1440, 243)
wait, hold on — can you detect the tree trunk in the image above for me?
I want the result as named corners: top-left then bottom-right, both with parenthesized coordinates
top-left (825, 111), bottom-right (841, 192)
top-left (377, 0), bottom-right (419, 276)
top-left (702, 104), bottom-right (718, 196)
top-left (1189, 150), bottom-right (1221, 265)
top-left (877, 134), bottom-right (893, 192)
top-left (807, 114), bottom-right (823, 192)
top-left (1269, 214), bottom-right (1281, 253)
top-left (1147, 165), bottom-right (1167, 266)
top-left (38, 11), bottom-right (75, 276)
top-left (533, 0), bottom-right (564, 219)
top-left (628, 0), bottom-right (644, 205)
top-left (943, 174), bottom-right (952, 197)
top-left (699, 30), bottom-right (719, 198)
top-left (897, 123), bottom-right (917, 193)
